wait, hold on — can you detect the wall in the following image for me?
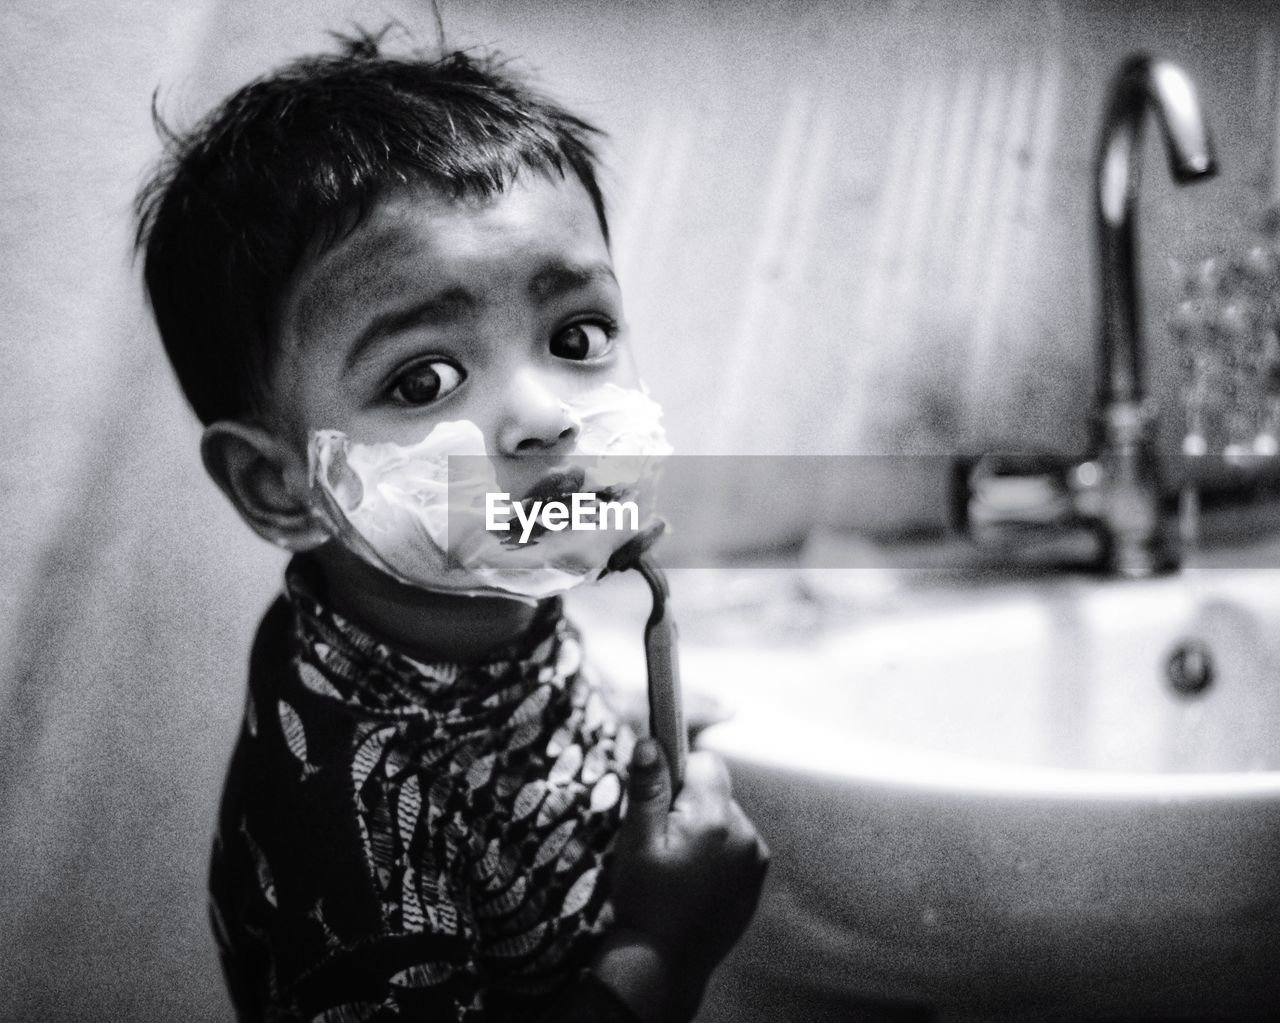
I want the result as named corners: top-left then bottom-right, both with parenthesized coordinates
top-left (1, 1), bottom-right (1277, 1018)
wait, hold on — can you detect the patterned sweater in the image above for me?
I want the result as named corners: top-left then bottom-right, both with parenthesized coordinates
top-left (209, 560), bottom-right (638, 1022)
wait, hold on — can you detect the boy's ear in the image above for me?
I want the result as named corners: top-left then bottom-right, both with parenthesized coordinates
top-left (201, 421), bottom-right (330, 552)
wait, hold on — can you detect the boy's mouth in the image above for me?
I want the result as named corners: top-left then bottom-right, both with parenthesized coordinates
top-left (520, 467), bottom-right (587, 507)
top-left (500, 467), bottom-right (629, 547)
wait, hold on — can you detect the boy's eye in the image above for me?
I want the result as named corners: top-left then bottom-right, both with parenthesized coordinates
top-left (388, 359), bottom-right (464, 405)
top-left (550, 321), bottom-right (614, 362)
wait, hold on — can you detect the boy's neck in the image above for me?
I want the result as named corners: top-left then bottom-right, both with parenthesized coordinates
top-left (305, 548), bottom-right (544, 664)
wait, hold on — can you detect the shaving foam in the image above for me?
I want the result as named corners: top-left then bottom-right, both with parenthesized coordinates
top-left (308, 384), bottom-right (671, 599)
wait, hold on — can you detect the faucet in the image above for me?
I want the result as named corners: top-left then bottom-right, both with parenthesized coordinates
top-left (952, 54), bottom-right (1218, 577)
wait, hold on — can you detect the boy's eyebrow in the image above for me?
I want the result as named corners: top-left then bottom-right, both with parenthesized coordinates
top-left (342, 287), bottom-right (476, 372)
top-left (339, 261), bottom-right (618, 373)
top-left (528, 261), bottom-right (618, 301)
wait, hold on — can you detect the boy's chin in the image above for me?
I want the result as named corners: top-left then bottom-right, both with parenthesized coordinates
top-left (308, 541), bottom-right (551, 608)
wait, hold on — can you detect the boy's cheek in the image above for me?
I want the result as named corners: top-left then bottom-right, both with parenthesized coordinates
top-left (612, 362), bottom-right (641, 390)
top-left (342, 411), bottom-right (474, 452)
top-left (266, 333), bottom-right (366, 437)
top-left (603, 343), bottom-right (641, 389)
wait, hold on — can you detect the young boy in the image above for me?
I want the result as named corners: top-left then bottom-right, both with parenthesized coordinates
top-left (134, 30), bottom-right (768, 1023)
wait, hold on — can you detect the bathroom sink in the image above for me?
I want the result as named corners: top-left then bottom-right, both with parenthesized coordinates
top-left (577, 564), bottom-right (1280, 1021)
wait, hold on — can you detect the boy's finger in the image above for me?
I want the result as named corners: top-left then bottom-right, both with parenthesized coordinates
top-left (672, 750), bottom-right (732, 817)
top-left (621, 737), bottom-right (672, 840)
top-left (728, 800), bottom-right (771, 864)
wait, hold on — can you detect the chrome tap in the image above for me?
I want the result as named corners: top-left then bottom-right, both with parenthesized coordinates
top-left (954, 54), bottom-right (1217, 577)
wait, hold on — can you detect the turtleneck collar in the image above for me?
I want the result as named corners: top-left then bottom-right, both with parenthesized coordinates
top-left (283, 557), bottom-right (573, 722)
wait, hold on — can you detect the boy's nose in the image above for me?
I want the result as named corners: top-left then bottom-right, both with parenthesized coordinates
top-left (495, 371), bottom-right (580, 455)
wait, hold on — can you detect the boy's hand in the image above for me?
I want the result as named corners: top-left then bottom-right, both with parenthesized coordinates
top-left (604, 686), bottom-right (731, 745)
top-left (594, 738), bottom-right (769, 1021)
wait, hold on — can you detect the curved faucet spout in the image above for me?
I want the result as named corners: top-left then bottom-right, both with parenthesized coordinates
top-left (1096, 53), bottom-right (1217, 406)
top-left (955, 54), bottom-right (1219, 578)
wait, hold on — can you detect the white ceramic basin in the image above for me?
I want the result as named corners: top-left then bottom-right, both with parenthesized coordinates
top-left (578, 567), bottom-right (1280, 1021)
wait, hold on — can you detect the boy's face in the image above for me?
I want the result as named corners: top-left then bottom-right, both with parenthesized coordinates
top-left (271, 170), bottom-right (638, 499)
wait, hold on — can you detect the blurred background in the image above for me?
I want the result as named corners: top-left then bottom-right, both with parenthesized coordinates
top-left (2, 0), bottom-right (1278, 1018)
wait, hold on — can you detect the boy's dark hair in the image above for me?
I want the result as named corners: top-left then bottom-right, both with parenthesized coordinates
top-left (134, 30), bottom-right (610, 425)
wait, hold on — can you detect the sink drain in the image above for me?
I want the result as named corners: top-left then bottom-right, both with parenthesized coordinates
top-left (1166, 640), bottom-right (1214, 696)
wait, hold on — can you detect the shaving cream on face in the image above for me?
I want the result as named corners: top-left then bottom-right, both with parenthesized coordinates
top-left (308, 384), bottom-right (672, 599)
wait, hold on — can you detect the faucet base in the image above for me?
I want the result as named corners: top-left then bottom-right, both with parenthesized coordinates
top-left (1095, 399), bottom-right (1179, 578)
top-left (1102, 535), bottom-right (1180, 578)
